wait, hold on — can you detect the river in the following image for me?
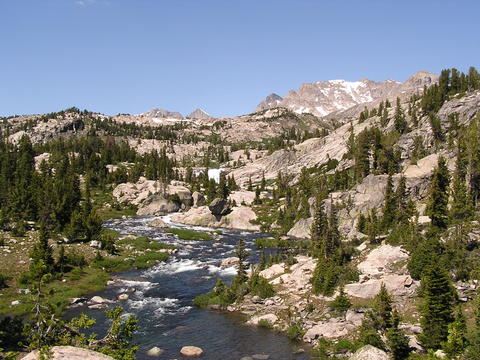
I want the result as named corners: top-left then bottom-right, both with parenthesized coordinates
top-left (66, 216), bottom-right (311, 360)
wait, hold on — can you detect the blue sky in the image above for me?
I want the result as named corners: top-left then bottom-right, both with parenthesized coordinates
top-left (1, 0), bottom-right (479, 117)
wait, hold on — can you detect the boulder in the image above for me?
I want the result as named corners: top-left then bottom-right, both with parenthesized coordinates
top-left (167, 183), bottom-right (193, 207)
top-left (117, 293), bottom-right (129, 301)
top-left (192, 191), bottom-right (206, 207)
top-left (287, 218), bottom-right (313, 239)
top-left (90, 240), bottom-right (102, 249)
top-left (218, 206), bottom-right (260, 231)
top-left (248, 313), bottom-right (278, 326)
top-left (180, 346), bottom-right (203, 357)
top-left (220, 257), bottom-right (239, 268)
top-left (137, 193), bottom-right (180, 216)
top-left (349, 345), bottom-right (388, 360)
top-left (171, 206), bottom-right (217, 227)
top-left (345, 274), bottom-right (418, 299)
top-left (357, 245), bottom-right (409, 276)
top-left (146, 346), bottom-right (164, 357)
top-left (89, 296), bottom-right (111, 304)
top-left (270, 256), bottom-right (316, 292)
top-left (22, 346), bottom-right (114, 360)
top-left (149, 218), bottom-right (168, 228)
top-left (209, 198), bottom-right (231, 217)
top-left (303, 319), bottom-right (353, 341)
top-left (259, 263), bottom-right (285, 280)
top-left (228, 190), bottom-right (256, 206)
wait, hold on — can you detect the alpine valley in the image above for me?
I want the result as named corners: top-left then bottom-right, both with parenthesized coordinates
top-left (2, 67), bottom-right (480, 360)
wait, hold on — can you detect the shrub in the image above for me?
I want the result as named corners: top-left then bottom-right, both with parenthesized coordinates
top-left (329, 288), bottom-right (351, 316)
top-left (258, 319), bottom-right (273, 329)
top-left (0, 274), bottom-right (9, 289)
top-left (249, 272), bottom-right (275, 299)
top-left (287, 323), bottom-right (304, 341)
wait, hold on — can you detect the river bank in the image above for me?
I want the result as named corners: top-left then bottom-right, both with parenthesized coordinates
top-left (65, 216), bottom-right (312, 360)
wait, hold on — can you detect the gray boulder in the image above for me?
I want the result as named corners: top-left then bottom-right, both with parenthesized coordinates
top-left (209, 198), bottom-right (231, 217)
top-left (137, 193), bottom-right (180, 216)
top-left (349, 345), bottom-right (388, 360)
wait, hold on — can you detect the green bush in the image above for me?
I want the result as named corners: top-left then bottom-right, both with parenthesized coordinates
top-left (329, 288), bottom-right (351, 316)
top-left (249, 273), bottom-right (275, 299)
top-left (287, 323), bottom-right (304, 341)
top-left (0, 274), bottom-right (9, 289)
top-left (258, 319), bottom-right (273, 329)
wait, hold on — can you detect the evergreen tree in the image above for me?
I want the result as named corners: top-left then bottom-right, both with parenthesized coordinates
top-left (29, 224), bottom-right (54, 279)
top-left (311, 202), bottom-right (328, 256)
top-left (382, 175), bottom-right (396, 230)
top-left (10, 135), bottom-right (37, 221)
top-left (450, 139), bottom-right (473, 222)
top-left (386, 310), bottom-right (411, 360)
top-left (420, 261), bottom-right (456, 349)
top-left (374, 283), bottom-right (393, 330)
top-left (394, 97), bottom-right (408, 134)
top-left (443, 307), bottom-right (467, 357)
top-left (465, 292), bottom-right (480, 359)
top-left (395, 176), bottom-right (408, 224)
top-left (426, 156), bottom-right (450, 229)
top-left (234, 239), bottom-right (249, 285)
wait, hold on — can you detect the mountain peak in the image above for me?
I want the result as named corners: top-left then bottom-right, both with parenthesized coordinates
top-left (188, 108), bottom-right (212, 119)
top-left (143, 108), bottom-right (184, 119)
top-left (256, 93), bottom-right (284, 112)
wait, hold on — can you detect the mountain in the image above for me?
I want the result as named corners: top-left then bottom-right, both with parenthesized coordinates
top-left (257, 71), bottom-right (438, 117)
top-left (142, 108), bottom-right (184, 119)
top-left (255, 93), bottom-right (283, 112)
top-left (187, 108), bottom-right (212, 120)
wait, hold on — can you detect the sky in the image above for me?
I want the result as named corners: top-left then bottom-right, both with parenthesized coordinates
top-left (1, 0), bottom-right (479, 117)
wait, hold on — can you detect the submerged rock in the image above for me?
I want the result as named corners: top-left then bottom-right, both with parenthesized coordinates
top-left (146, 346), bottom-right (164, 357)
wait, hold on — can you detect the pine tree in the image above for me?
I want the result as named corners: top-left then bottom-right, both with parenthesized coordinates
top-left (394, 97), bottom-right (408, 134)
top-left (465, 292), bottom-right (480, 359)
top-left (427, 156), bottom-right (450, 229)
top-left (311, 202), bottom-right (328, 256)
top-left (450, 139), bottom-right (473, 222)
top-left (235, 239), bottom-right (249, 284)
top-left (443, 307), bottom-right (467, 357)
top-left (382, 175), bottom-right (396, 230)
top-left (420, 261), bottom-right (456, 349)
top-left (395, 176), bottom-right (408, 224)
top-left (10, 135), bottom-right (37, 222)
top-left (386, 310), bottom-right (411, 360)
top-left (325, 203), bottom-right (340, 259)
top-left (29, 224), bottom-right (54, 279)
top-left (374, 283), bottom-right (393, 330)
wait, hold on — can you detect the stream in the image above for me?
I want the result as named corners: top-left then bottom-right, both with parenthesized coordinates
top-left (66, 216), bottom-right (311, 360)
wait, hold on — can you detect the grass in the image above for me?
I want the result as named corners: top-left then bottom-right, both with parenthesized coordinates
top-left (166, 227), bottom-right (213, 241)
top-left (0, 267), bottom-right (109, 316)
top-left (91, 189), bottom-right (137, 221)
top-left (93, 235), bottom-right (172, 272)
top-left (0, 230), bottom-right (171, 317)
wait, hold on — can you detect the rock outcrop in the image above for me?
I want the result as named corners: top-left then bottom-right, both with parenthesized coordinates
top-left (287, 218), bottom-right (313, 239)
top-left (345, 244), bottom-right (418, 299)
top-left (113, 178), bottom-right (192, 215)
top-left (171, 205), bottom-right (259, 231)
top-left (22, 346), bottom-right (114, 360)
